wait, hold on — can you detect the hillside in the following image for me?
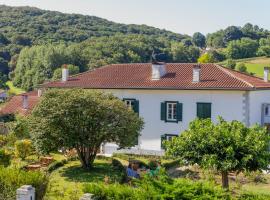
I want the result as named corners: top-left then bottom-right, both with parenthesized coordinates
top-left (0, 5), bottom-right (187, 44)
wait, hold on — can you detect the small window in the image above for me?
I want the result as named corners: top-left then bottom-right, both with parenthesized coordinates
top-left (161, 134), bottom-right (178, 149)
top-left (197, 103), bottom-right (211, 119)
top-left (124, 99), bottom-right (135, 110)
top-left (123, 98), bottom-right (139, 114)
top-left (161, 101), bottom-right (182, 123)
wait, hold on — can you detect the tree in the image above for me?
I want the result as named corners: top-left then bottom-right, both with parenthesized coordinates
top-left (226, 38), bottom-right (259, 59)
top-left (198, 53), bottom-right (214, 63)
top-left (28, 89), bottom-right (144, 169)
top-left (0, 72), bottom-right (8, 89)
top-left (52, 64), bottom-right (80, 80)
top-left (171, 42), bottom-right (200, 63)
top-left (223, 26), bottom-right (243, 44)
top-left (165, 117), bottom-right (270, 189)
top-left (225, 59), bottom-right (236, 69)
top-left (0, 33), bottom-right (9, 45)
top-left (192, 32), bottom-right (206, 48)
top-left (0, 57), bottom-right (9, 75)
top-left (257, 37), bottom-right (270, 57)
top-left (236, 63), bottom-right (247, 73)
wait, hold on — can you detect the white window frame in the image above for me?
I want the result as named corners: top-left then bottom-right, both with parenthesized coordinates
top-left (124, 99), bottom-right (135, 110)
top-left (166, 102), bottom-right (177, 121)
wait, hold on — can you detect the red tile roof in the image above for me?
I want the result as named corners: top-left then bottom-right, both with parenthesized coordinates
top-left (42, 63), bottom-right (270, 90)
top-left (2, 63), bottom-right (270, 116)
top-left (0, 91), bottom-right (39, 116)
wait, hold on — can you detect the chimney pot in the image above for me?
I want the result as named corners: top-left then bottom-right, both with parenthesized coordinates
top-left (193, 64), bottom-right (201, 83)
top-left (22, 94), bottom-right (28, 109)
top-left (37, 89), bottom-right (42, 97)
top-left (62, 66), bottom-right (69, 82)
top-left (151, 63), bottom-right (166, 80)
top-left (264, 67), bottom-right (270, 82)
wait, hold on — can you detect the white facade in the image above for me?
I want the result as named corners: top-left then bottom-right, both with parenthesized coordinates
top-left (102, 89), bottom-right (270, 155)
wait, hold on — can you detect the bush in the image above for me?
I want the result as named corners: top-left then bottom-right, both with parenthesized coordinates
top-left (111, 158), bottom-right (127, 183)
top-left (15, 139), bottom-right (32, 160)
top-left (47, 159), bottom-right (68, 173)
top-left (225, 59), bottom-right (236, 69)
top-left (0, 166), bottom-right (48, 200)
top-left (239, 193), bottom-right (270, 200)
top-left (236, 63), bottom-right (247, 72)
top-left (83, 174), bottom-right (231, 200)
top-left (0, 149), bottom-right (11, 167)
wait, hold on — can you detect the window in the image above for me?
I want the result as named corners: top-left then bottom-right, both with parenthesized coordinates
top-left (123, 98), bottom-right (139, 114)
top-left (161, 101), bottom-right (182, 122)
top-left (197, 103), bottom-right (211, 119)
top-left (167, 102), bottom-right (177, 121)
top-left (161, 134), bottom-right (178, 149)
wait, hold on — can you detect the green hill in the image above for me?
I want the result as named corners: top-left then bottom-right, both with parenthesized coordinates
top-left (0, 5), bottom-right (187, 44)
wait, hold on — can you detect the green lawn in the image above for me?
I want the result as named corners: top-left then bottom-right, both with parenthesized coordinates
top-left (220, 56), bottom-right (270, 78)
top-left (44, 159), bottom-right (122, 200)
top-left (6, 81), bottom-right (25, 95)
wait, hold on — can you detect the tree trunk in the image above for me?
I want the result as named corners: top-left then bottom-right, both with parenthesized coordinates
top-left (221, 171), bottom-right (229, 189)
top-left (77, 147), bottom-right (97, 170)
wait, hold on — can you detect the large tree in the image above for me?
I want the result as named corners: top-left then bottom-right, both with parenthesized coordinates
top-left (192, 32), bottom-right (206, 48)
top-left (29, 89), bottom-right (144, 169)
top-left (165, 117), bottom-right (270, 189)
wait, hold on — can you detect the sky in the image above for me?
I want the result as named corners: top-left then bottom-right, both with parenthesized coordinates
top-left (0, 0), bottom-right (269, 35)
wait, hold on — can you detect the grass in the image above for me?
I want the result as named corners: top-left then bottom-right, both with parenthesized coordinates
top-left (44, 159), bottom-right (122, 200)
top-left (6, 81), bottom-right (25, 95)
top-left (220, 56), bottom-right (270, 78)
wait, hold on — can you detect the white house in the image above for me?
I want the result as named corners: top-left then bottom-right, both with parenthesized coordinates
top-left (1, 63), bottom-right (270, 155)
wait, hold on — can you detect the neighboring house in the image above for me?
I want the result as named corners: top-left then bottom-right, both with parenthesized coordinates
top-left (1, 63), bottom-right (270, 155)
top-left (0, 90), bottom-right (7, 102)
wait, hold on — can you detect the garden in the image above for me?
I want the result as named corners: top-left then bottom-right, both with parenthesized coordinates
top-left (1, 89), bottom-right (270, 200)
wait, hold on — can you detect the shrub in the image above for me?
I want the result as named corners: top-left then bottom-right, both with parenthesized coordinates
top-left (225, 59), bottom-right (236, 69)
top-left (0, 166), bottom-right (48, 200)
top-left (15, 139), bottom-right (32, 160)
top-left (47, 159), bottom-right (68, 173)
top-left (111, 158), bottom-right (127, 183)
top-left (239, 192), bottom-right (270, 200)
top-left (236, 63), bottom-right (247, 72)
top-left (0, 149), bottom-right (11, 167)
top-left (83, 174), bottom-right (231, 200)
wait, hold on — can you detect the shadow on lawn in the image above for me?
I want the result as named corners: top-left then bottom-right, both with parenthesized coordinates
top-left (60, 162), bottom-right (121, 183)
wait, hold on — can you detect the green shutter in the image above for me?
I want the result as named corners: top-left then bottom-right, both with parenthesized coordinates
top-left (161, 102), bottom-right (166, 121)
top-left (197, 103), bottom-right (211, 119)
top-left (176, 102), bottom-right (183, 121)
top-left (133, 100), bottom-right (139, 114)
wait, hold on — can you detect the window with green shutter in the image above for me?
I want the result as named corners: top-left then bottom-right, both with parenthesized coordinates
top-left (161, 134), bottom-right (178, 149)
top-left (123, 98), bottom-right (139, 114)
top-left (161, 101), bottom-right (183, 123)
top-left (197, 103), bottom-right (211, 119)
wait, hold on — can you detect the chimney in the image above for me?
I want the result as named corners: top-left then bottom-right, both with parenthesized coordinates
top-left (193, 65), bottom-right (201, 83)
top-left (151, 63), bottom-right (166, 80)
top-left (22, 94), bottom-right (28, 109)
top-left (264, 67), bottom-right (270, 82)
top-left (62, 64), bottom-right (69, 82)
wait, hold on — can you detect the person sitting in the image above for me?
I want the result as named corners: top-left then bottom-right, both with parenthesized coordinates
top-left (126, 161), bottom-right (140, 179)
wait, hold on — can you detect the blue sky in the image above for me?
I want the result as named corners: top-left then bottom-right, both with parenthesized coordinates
top-left (0, 0), bottom-right (269, 35)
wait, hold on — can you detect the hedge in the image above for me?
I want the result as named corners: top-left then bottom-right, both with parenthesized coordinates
top-left (0, 166), bottom-right (48, 200)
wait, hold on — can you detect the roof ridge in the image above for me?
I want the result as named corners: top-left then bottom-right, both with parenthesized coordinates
top-left (214, 64), bottom-right (254, 88)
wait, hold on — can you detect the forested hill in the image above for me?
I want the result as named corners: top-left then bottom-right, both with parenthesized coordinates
top-left (0, 5), bottom-right (187, 43)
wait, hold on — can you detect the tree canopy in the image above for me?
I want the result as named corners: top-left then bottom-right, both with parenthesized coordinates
top-left (28, 89), bottom-right (144, 169)
top-left (165, 117), bottom-right (270, 189)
